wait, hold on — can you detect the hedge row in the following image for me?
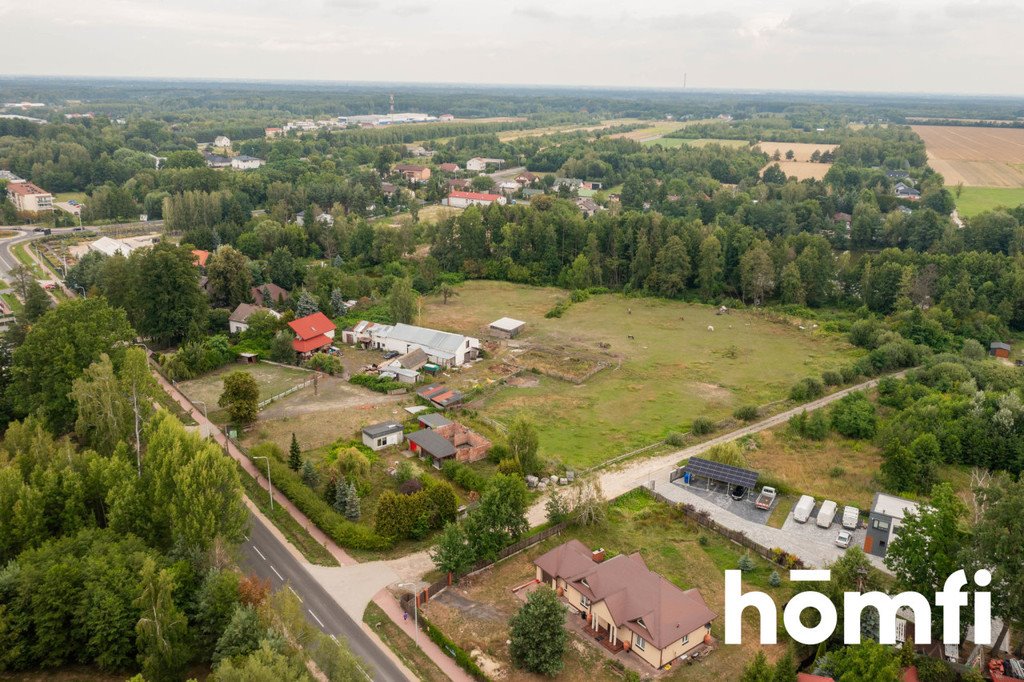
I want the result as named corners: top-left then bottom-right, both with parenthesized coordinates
top-left (349, 373), bottom-right (405, 393)
top-left (260, 455), bottom-right (391, 551)
top-left (419, 614), bottom-right (490, 681)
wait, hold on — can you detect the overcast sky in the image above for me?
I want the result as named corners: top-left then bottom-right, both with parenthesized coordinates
top-left (1, 0), bottom-right (1021, 95)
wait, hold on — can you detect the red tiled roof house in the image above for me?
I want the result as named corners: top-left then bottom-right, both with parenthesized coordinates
top-left (288, 312), bottom-right (336, 355)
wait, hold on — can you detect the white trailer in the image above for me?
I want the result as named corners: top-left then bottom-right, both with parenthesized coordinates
top-left (793, 495), bottom-right (815, 523)
top-left (816, 500), bottom-right (838, 528)
top-left (842, 506), bottom-right (860, 529)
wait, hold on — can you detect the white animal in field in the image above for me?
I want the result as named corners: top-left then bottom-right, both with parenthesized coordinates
top-left (707, 325), bottom-right (714, 332)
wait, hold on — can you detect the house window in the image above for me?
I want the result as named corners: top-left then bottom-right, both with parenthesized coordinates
top-left (580, 595), bottom-right (590, 609)
top-left (634, 636), bottom-right (646, 651)
top-left (872, 519), bottom-right (890, 532)
top-left (681, 634), bottom-right (688, 645)
top-left (376, 437), bottom-right (387, 447)
top-left (636, 617), bottom-right (648, 630)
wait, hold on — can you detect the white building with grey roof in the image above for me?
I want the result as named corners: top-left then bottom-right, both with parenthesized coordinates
top-left (353, 321), bottom-right (480, 367)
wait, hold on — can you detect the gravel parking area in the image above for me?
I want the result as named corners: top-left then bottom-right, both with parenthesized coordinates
top-left (781, 503), bottom-right (867, 553)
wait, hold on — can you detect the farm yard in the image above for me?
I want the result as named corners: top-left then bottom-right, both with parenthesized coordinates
top-left (912, 125), bottom-right (1024, 187)
top-left (420, 281), bottom-right (859, 469)
top-left (421, 490), bottom-right (792, 682)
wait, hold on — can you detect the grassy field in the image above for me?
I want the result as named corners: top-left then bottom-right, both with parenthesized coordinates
top-left (766, 161), bottom-right (833, 181)
top-left (421, 489), bottom-right (793, 681)
top-left (373, 204), bottom-right (461, 228)
top-left (952, 186), bottom-right (1024, 216)
top-left (643, 138), bottom-right (750, 149)
top-left (177, 362), bottom-right (312, 423)
top-left (421, 281), bottom-right (858, 469)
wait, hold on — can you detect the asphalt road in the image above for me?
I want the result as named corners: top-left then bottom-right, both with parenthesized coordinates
top-left (239, 512), bottom-right (409, 682)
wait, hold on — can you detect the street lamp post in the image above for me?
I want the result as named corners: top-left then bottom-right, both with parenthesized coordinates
top-left (252, 456), bottom-right (274, 510)
top-left (192, 399), bottom-right (208, 420)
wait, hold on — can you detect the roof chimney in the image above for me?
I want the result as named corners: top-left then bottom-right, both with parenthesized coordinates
top-left (591, 548), bottom-right (605, 563)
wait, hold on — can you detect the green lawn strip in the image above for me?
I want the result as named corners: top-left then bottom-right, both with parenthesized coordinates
top-left (235, 459), bottom-right (339, 567)
top-left (154, 388), bottom-right (198, 426)
top-left (766, 495), bottom-right (793, 529)
top-left (1, 292), bottom-right (23, 313)
top-left (362, 602), bottom-right (450, 682)
top-left (12, 243), bottom-right (48, 279)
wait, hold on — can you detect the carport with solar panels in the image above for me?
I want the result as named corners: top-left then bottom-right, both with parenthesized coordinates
top-left (670, 456), bottom-right (759, 497)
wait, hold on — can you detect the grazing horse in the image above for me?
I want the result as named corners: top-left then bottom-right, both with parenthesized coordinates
top-left (627, 335), bottom-right (635, 340)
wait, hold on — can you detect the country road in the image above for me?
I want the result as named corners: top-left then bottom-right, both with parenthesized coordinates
top-left (526, 371), bottom-right (906, 525)
top-left (239, 512), bottom-right (408, 681)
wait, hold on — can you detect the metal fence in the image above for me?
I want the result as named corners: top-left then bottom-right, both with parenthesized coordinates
top-left (257, 376), bottom-right (318, 409)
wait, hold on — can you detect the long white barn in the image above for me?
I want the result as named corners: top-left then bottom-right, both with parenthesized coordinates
top-left (343, 321), bottom-right (480, 367)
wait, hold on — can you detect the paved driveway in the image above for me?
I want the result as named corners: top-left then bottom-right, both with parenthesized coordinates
top-left (651, 480), bottom-right (887, 572)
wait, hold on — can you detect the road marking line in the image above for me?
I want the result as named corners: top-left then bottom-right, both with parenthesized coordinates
top-left (253, 546), bottom-right (266, 561)
top-left (329, 634), bottom-right (338, 643)
top-left (244, 535), bottom-right (249, 541)
top-left (308, 609), bottom-right (325, 628)
top-left (270, 565), bottom-right (284, 581)
top-left (287, 585), bottom-right (302, 602)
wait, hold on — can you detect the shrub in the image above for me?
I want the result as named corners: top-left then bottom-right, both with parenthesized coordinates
top-left (665, 432), bottom-right (686, 447)
top-left (544, 299), bottom-right (572, 318)
top-left (828, 465), bottom-right (846, 478)
top-left (788, 410), bottom-right (829, 440)
top-left (419, 615), bottom-right (489, 681)
top-left (821, 370), bottom-right (844, 386)
top-left (349, 373), bottom-right (404, 393)
top-left (697, 535), bottom-right (709, 546)
top-left (789, 376), bottom-right (824, 402)
top-left (830, 392), bottom-right (877, 439)
top-left (497, 458), bottom-right (522, 476)
top-left (305, 352), bottom-right (344, 375)
top-left (768, 570), bottom-right (781, 587)
top-left (733, 405), bottom-right (759, 421)
top-left (440, 460), bottom-right (487, 492)
top-left (737, 554), bottom-right (755, 571)
top-left (375, 482), bottom-right (459, 541)
top-left (690, 416), bottom-right (715, 436)
top-left (569, 288), bottom-right (589, 303)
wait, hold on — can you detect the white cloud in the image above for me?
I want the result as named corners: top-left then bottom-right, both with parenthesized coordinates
top-left (0, 0), bottom-right (1020, 94)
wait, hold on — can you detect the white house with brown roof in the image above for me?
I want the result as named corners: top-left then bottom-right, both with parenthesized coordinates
top-left (534, 540), bottom-right (717, 668)
top-left (228, 303), bottom-right (280, 334)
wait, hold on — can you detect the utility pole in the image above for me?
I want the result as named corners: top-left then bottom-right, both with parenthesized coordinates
top-left (389, 93), bottom-right (395, 123)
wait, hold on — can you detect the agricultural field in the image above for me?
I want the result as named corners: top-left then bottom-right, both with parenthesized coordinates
top-left (953, 186), bottom-right (1024, 217)
top-left (421, 281), bottom-right (859, 469)
top-left (607, 120), bottom-right (694, 143)
top-left (755, 142), bottom-right (837, 162)
top-left (643, 138), bottom-right (750, 149)
top-left (421, 490), bottom-right (793, 682)
top-left (497, 118), bottom-right (647, 142)
top-left (767, 160), bottom-right (832, 181)
top-left (177, 361), bottom-right (313, 423)
top-left (912, 125), bottom-right (1024, 187)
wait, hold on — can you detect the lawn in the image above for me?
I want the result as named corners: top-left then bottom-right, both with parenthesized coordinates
top-left (420, 281), bottom-right (859, 469)
top-left (420, 489), bottom-right (793, 682)
top-left (952, 186), bottom-right (1024, 217)
top-left (177, 362), bottom-right (312, 423)
top-left (12, 242), bottom-right (48, 279)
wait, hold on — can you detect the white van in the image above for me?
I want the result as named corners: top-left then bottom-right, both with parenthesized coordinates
top-left (816, 500), bottom-right (838, 528)
top-left (842, 506), bottom-right (860, 529)
top-left (793, 495), bottom-right (815, 523)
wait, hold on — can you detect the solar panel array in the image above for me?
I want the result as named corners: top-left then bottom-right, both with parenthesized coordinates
top-left (682, 456), bottom-right (759, 489)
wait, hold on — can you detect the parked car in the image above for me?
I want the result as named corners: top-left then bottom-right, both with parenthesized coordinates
top-left (43, 283), bottom-right (56, 290)
top-left (816, 500), bottom-right (838, 528)
top-left (793, 495), bottom-right (815, 523)
top-left (835, 530), bottom-right (853, 548)
top-left (842, 506), bottom-right (860, 529)
top-left (382, 350), bottom-right (400, 359)
top-left (730, 485), bottom-right (747, 501)
top-left (755, 486), bottom-right (777, 510)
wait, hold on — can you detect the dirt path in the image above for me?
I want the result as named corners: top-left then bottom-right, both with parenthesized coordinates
top-left (526, 371), bottom-right (906, 526)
